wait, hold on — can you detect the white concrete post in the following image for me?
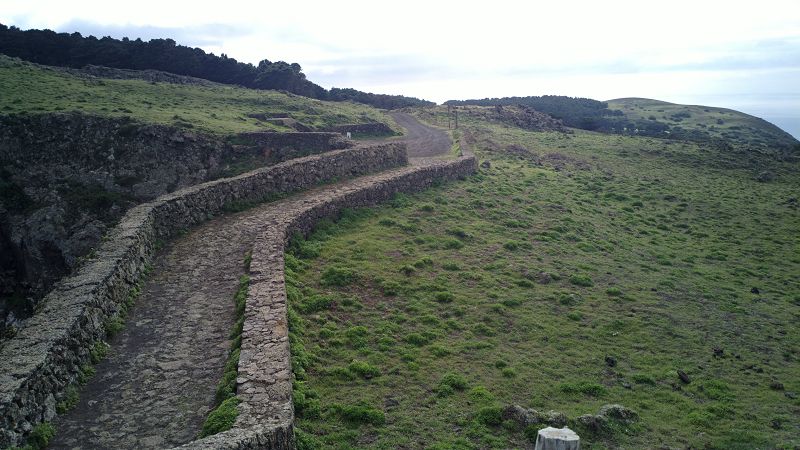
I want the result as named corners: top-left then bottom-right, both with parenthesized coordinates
top-left (346, 132), bottom-right (352, 139)
top-left (534, 426), bottom-right (580, 450)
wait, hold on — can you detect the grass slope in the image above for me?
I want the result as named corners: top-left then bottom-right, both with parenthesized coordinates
top-left (287, 110), bottom-right (799, 448)
top-left (0, 55), bottom-right (395, 135)
top-left (608, 97), bottom-right (798, 151)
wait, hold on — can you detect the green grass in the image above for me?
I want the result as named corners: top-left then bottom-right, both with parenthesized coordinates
top-left (0, 55), bottom-right (396, 135)
top-left (284, 111), bottom-right (799, 448)
top-left (202, 253), bottom-right (251, 437)
top-left (607, 97), bottom-right (798, 152)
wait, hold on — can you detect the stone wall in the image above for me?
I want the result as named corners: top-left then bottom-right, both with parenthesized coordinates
top-left (0, 142), bottom-right (408, 447)
top-left (325, 122), bottom-right (396, 136)
top-left (235, 132), bottom-right (351, 160)
top-left (175, 155), bottom-right (477, 449)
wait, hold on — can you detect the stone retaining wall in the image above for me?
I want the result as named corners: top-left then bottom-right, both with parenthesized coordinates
top-left (175, 155), bottom-right (477, 449)
top-left (325, 122), bottom-right (395, 136)
top-left (0, 142), bottom-right (408, 447)
top-left (235, 132), bottom-right (349, 160)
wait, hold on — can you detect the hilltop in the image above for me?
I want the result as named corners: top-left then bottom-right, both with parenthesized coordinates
top-left (607, 97), bottom-right (799, 152)
top-left (447, 95), bottom-right (799, 155)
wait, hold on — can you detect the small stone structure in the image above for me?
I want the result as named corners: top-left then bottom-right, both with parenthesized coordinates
top-left (535, 427), bottom-right (580, 450)
top-left (0, 142), bottom-right (407, 447)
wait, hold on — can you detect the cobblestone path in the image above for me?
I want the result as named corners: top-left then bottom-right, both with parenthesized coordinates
top-left (49, 115), bottom-right (450, 449)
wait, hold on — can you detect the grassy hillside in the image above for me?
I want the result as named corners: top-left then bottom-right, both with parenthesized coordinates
top-left (0, 55), bottom-right (396, 135)
top-left (286, 109), bottom-right (799, 448)
top-left (608, 97), bottom-right (798, 152)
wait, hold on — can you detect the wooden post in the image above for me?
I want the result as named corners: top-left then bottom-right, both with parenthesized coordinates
top-left (454, 108), bottom-right (458, 129)
top-left (534, 427), bottom-right (580, 450)
top-left (447, 105), bottom-right (452, 129)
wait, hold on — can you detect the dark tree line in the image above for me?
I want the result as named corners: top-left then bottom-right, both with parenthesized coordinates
top-left (329, 88), bottom-right (433, 110)
top-left (0, 24), bottom-right (432, 109)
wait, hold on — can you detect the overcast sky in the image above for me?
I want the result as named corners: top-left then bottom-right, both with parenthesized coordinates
top-left (2, 0), bottom-right (799, 138)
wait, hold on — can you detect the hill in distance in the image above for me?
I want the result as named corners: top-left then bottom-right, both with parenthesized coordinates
top-left (447, 95), bottom-right (799, 155)
top-left (607, 97), bottom-right (799, 153)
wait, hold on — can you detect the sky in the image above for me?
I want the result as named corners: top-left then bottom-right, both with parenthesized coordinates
top-left (2, 0), bottom-right (799, 138)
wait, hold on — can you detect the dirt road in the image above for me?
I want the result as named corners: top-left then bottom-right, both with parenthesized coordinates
top-left (390, 112), bottom-right (451, 158)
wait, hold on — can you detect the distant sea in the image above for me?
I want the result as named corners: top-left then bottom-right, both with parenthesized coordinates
top-left (765, 116), bottom-right (800, 141)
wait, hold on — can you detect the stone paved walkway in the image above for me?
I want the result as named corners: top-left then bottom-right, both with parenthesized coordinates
top-left (48, 115), bottom-right (450, 449)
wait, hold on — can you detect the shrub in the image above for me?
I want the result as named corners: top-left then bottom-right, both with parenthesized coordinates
top-left (295, 428), bottom-right (324, 450)
top-left (56, 385), bottom-right (79, 413)
top-left (567, 311), bottom-right (583, 321)
top-left (569, 274), bottom-right (594, 287)
top-left (348, 360), bottom-right (381, 379)
top-left (632, 374), bottom-right (656, 385)
top-left (606, 287), bottom-right (623, 296)
top-left (429, 345), bottom-right (451, 357)
top-left (476, 406), bottom-right (504, 426)
top-left (437, 372), bottom-right (468, 396)
top-left (434, 291), bottom-right (454, 303)
top-left (414, 256), bottom-right (434, 268)
top-left (405, 332), bottom-right (432, 346)
top-left (331, 402), bottom-right (386, 425)
top-left (503, 241), bottom-right (519, 251)
top-left (200, 397), bottom-right (239, 437)
top-left (559, 381), bottom-right (607, 396)
top-left (345, 326), bottom-right (369, 348)
top-left (469, 386), bottom-right (496, 404)
top-left (399, 265), bottom-right (416, 276)
top-left (24, 422), bottom-right (55, 450)
top-left (501, 368), bottom-right (517, 378)
top-left (443, 238), bottom-right (464, 250)
top-left (298, 294), bottom-right (334, 313)
top-left (293, 382), bottom-right (321, 419)
top-left (89, 341), bottom-right (109, 364)
top-left (321, 266), bottom-right (358, 286)
top-left (381, 280), bottom-right (401, 295)
top-left (442, 261), bottom-right (461, 271)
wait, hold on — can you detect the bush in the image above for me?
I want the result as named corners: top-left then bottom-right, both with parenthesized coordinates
top-left (443, 238), bottom-right (464, 250)
top-left (405, 332), bottom-right (432, 346)
top-left (348, 360), bottom-right (381, 379)
top-left (436, 372), bottom-right (468, 397)
top-left (606, 287), bottom-right (623, 296)
top-left (298, 294), bottom-right (334, 313)
top-left (569, 274), bottom-right (594, 287)
top-left (476, 406), bottom-right (504, 426)
top-left (200, 397), bottom-right (239, 437)
top-left (559, 381), bottom-right (607, 396)
top-left (345, 326), bottom-right (369, 348)
top-left (25, 422), bottom-right (55, 449)
top-left (332, 402), bottom-right (386, 425)
top-left (434, 291), bottom-right (454, 303)
top-left (320, 266), bottom-right (358, 286)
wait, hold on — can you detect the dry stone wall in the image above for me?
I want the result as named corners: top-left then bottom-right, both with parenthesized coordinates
top-left (0, 142), bottom-right (408, 447)
top-left (175, 155), bottom-right (477, 450)
top-left (325, 123), bottom-right (395, 136)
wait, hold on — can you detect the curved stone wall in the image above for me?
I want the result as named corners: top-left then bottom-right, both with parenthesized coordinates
top-left (175, 155), bottom-right (477, 449)
top-left (0, 142), bottom-right (408, 447)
